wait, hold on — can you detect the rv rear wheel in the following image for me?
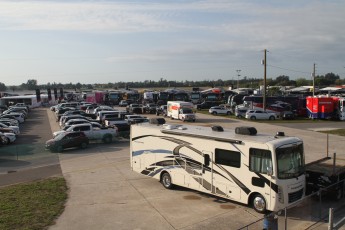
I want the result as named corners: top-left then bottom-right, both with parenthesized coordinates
top-left (161, 172), bottom-right (174, 189)
top-left (252, 194), bottom-right (267, 213)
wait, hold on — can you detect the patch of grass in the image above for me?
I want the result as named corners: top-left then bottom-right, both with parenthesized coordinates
top-left (0, 177), bottom-right (68, 230)
top-left (319, 129), bottom-right (345, 136)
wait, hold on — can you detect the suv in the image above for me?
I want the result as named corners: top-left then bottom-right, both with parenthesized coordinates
top-left (245, 110), bottom-right (277, 120)
top-left (208, 106), bottom-right (231, 115)
top-left (46, 131), bottom-right (89, 152)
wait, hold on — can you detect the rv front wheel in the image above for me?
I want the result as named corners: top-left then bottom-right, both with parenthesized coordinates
top-left (161, 172), bottom-right (173, 189)
top-left (252, 194), bottom-right (267, 213)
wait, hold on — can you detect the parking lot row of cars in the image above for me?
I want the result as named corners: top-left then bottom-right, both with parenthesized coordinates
top-left (46, 101), bottom-right (151, 152)
top-left (0, 103), bottom-right (28, 146)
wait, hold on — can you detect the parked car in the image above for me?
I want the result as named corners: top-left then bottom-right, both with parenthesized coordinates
top-left (144, 103), bottom-right (157, 114)
top-left (156, 105), bottom-right (167, 116)
top-left (0, 118), bottom-right (19, 127)
top-left (0, 132), bottom-right (9, 145)
top-left (0, 122), bottom-right (20, 135)
top-left (1, 132), bottom-right (16, 144)
top-left (52, 123), bottom-right (117, 143)
top-left (245, 110), bottom-right (277, 120)
top-left (0, 113), bottom-right (25, 123)
top-left (208, 106), bottom-right (232, 115)
top-left (196, 101), bottom-right (220, 110)
top-left (281, 111), bottom-right (295, 120)
top-left (119, 100), bottom-right (129, 107)
top-left (126, 104), bottom-right (144, 114)
top-left (235, 107), bottom-right (248, 118)
top-left (46, 131), bottom-right (89, 152)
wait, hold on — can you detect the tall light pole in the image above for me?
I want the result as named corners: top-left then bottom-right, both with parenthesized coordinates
top-left (262, 49), bottom-right (268, 111)
top-left (312, 63), bottom-right (316, 97)
top-left (236, 69), bottom-right (241, 89)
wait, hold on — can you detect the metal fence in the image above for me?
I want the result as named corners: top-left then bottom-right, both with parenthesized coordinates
top-left (238, 179), bottom-right (345, 230)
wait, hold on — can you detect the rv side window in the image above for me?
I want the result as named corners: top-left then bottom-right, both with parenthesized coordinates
top-left (215, 148), bottom-right (240, 168)
top-left (249, 148), bottom-right (272, 174)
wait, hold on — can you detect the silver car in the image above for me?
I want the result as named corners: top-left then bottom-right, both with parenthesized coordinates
top-left (245, 110), bottom-right (277, 120)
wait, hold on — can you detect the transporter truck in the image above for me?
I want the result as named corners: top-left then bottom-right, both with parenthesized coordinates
top-left (167, 101), bottom-right (196, 122)
top-left (130, 119), bottom-right (305, 213)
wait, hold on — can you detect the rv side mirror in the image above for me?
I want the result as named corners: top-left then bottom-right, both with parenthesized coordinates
top-left (267, 167), bottom-right (273, 176)
top-left (204, 154), bottom-right (210, 167)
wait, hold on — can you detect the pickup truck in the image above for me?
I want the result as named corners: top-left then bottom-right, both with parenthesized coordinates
top-left (53, 123), bottom-right (118, 143)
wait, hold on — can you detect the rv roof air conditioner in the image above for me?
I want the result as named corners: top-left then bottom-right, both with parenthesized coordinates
top-left (235, 126), bottom-right (257, 136)
top-left (275, 131), bottom-right (285, 138)
top-left (163, 124), bottom-right (183, 130)
top-left (211, 126), bottom-right (224, 132)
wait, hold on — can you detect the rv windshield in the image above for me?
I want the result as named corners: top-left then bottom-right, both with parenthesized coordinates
top-left (276, 143), bottom-right (304, 179)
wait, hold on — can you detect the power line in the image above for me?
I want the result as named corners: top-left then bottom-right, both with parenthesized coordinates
top-left (267, 64), bottom-right (311, 74)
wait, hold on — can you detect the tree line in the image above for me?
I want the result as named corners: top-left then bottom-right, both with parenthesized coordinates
top-left (0, 72), bottom-right (343, 92)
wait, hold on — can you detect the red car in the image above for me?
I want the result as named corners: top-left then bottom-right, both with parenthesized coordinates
top-left (45, 131), bottom-right (89, 152)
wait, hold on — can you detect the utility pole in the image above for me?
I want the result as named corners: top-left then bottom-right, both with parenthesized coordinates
top-left (262, 49), bottom-right (267, 111)
top-left (312, 63), bottom-right (316, 97)
top-left (236, 69), bottom-right (241, 89)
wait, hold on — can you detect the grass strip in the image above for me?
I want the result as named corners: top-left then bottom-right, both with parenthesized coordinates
top-left (319, 129), bottom-right (345, 136)
top-left (0, 177), bottom-right (68, 230)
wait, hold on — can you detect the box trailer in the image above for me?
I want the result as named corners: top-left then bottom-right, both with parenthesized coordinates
top-left (130, 120), bottom-right (305, 213)
top-left (167, 101), bottom-right (196, 122)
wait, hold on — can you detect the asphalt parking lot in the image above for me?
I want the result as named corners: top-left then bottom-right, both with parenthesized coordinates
top-left (1, 108), bottom-right (345, 229)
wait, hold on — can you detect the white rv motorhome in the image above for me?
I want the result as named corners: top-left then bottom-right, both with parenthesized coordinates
top-left (167, 101), bottom-right (196, 122)
top-left (130, 120), bottom-right (305, 213)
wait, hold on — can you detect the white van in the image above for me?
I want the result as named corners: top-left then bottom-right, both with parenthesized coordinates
top-left (167, 101), bottom-right (196, 122)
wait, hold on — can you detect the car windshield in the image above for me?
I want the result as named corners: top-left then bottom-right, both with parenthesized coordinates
top-left (54, 132), bottom-right (66, 140)
top-left (181, 108), bottom-right (193, 113)
top-left (276, 142), bottom-right (304, 179)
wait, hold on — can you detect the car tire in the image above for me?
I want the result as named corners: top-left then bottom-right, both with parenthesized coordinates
top-left (103, 135), bottom-right (112, 144)
top-left (212, 111), bottom-right (217, 115)
top-left (161, 172), bottom-right (174, 189)
top-left (252, 194), bottom-right (267, 213)
top-left (269, 116), bottom-right (275, 120)
top-left (81, 142), bottom-right (88, 149)
top-left (57, 146), bottom-right (63, 153)
top-left (226, 111), bottom-right (231, 115)
top-left (5, 137), bottom-right (10, 145)
top-left (250, 116), bottom-right (256, 120)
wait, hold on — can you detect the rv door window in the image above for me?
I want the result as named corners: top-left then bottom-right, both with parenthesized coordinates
top-left (215, 148), bottom-right (240, 168)
top-left (249, 148), bottom-right (272, 174)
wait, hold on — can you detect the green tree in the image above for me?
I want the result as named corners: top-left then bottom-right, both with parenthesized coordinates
top-left (0, 82), bottom-right (7, 91)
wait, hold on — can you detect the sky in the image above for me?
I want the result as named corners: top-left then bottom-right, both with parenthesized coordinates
top-left (0, 0), bottom-right (345, 86)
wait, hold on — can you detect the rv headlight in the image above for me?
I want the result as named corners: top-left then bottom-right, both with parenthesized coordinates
top-left (278, 186), bottom-right (284, 204)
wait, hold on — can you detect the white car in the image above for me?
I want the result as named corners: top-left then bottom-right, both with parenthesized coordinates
top-left (208, 106), bottom-right (232, 115)
top-left (0, 132), bottom-right (16, 144)
top-left (245, 110), bottom-right (277, 120)
top-left (0, 122), bottom-right (20, 135)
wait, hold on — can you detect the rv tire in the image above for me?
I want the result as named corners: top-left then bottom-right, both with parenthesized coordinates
top-left (252, 194), bottom-right (267, 213)
top-left (161, 172), bottom-right (174, 189)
